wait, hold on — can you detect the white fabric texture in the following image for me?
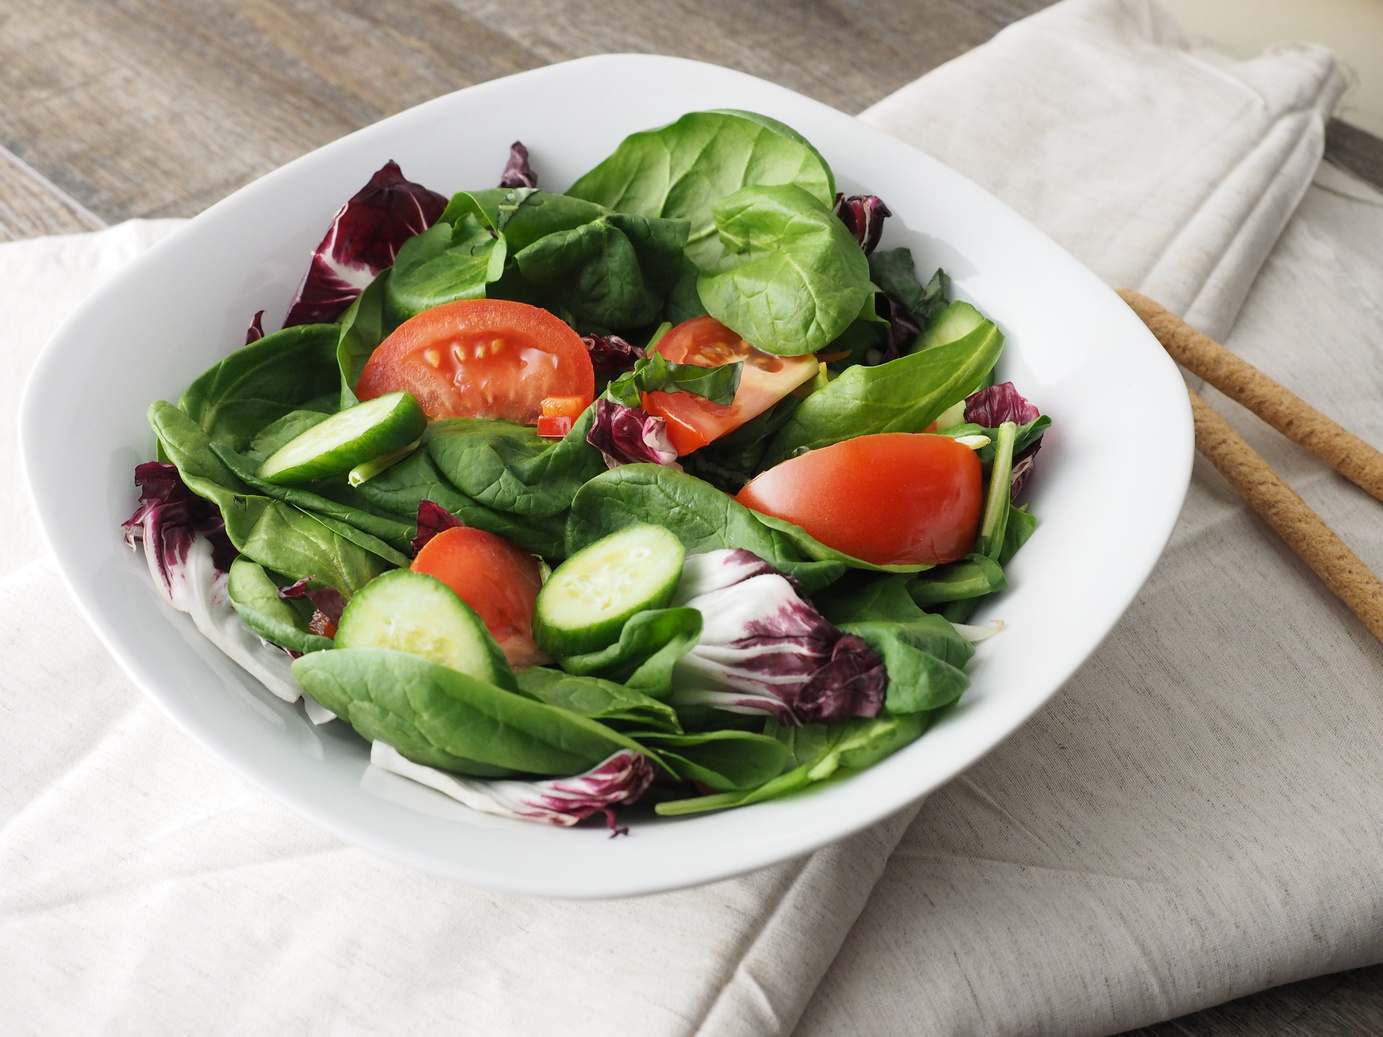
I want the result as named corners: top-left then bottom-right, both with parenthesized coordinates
top-left (1, 0), bottom-right (1373, 1033)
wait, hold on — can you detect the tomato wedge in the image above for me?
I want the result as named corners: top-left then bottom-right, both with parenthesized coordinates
top-left (411, 525), bottom-right (546, 668)
top-left (640, 317), bottom-right (819, 456)
top-left (357, 299), bottom-right (594, 424)
top-left (735, 433), bottom-right (982, 566)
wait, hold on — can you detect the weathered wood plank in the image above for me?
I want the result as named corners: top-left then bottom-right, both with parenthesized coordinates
top-left (0, 147), bottom-right (105, 241)
top-left (0, 0), bottom-right (1053, 223)
top-left (1326, 117), bottom-right (1383, 192)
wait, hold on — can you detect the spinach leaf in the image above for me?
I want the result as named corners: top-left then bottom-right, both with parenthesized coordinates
top-left (656, 712), bottom-right (928, 815)
top-left (750, 511), bottom-right (934, 575)
top-left (662, 255), bottom-right (709, 325)
top-left (565, 464), bottom-right (846, 592)
top-left (906, 554), bottom-right (1007, 606)
top-left (816, 575), bottom-right (973, 714)
top-left (383, 213), bottom-right (507, 324)
top-left (868, 249), bottom-right (950, 330)
top-left (226, 557), bottom-right (334, 655)
top-left (515, 666), bottom-right (681, 734)
top-left (351, 448), bottom-right (568, 559)
top-left (515, 208), bottom-right (689, 331)
top-left (568, 109), bottom-right (836, 268)
top-left (557, 607), bottom-right (703, 698)
top-left (150, 402), bottom-right (394, 594)
top-left (606, 351), bottom-right (743, 408)
top-left (207, 441), bottom-right (416, 562)
top-left (180, 323), bottom-right (342, 448)
top-left (336, 269), bottom-right (392, 406)
top-left (293, 647), bottom-right (648, 776)
top-left (425, 408), bottom-right (605, 518)
top-left (635, 730), bottom-right (788, 791)
top-left (764, 320), bottom-right (1004, 465)
top-left (1000, 504), bottom-right (1038, 566)
top-left (696, 184), bottom-right (871, 357)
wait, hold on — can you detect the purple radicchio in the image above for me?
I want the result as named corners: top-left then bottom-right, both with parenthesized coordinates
top-left (668, 549), bottom-right (885, 726)
top-left (965, 382), bottom-right (1045, 498)
top-left (833, 193), bottom-right (891, 255)
top-left (873, 294), bottom-right (921, 366)
top-left (498, 141), bottom-right (538, 188)
top-left (370, 741), bottom-right (655, 828)
top-left (283, 161), bottom-right (447, 327)
top-left (121, 463), bottom-right (304, 704)
top-left (586, 399), bottom-right (681, 470)
top-left (410, 499), bottom-right (465, 555)
top-left (581, 333), bottom-right (646, 373)
top-left (245, 310), bottom-right (265, 344)
top-left (276, 577), bottom-right (347, 627)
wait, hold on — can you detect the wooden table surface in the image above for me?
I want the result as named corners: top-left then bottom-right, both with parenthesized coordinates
top-left (3, 2), bottom-right (1381, 1034)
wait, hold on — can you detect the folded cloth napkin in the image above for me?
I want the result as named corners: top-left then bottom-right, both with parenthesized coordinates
top-left (795, 3), bottom-right (1383, 1035)
top-left (2, 1), bottom-right (1369, 1034)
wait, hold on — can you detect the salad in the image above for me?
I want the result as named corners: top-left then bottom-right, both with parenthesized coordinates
top-left (123, 111), bottom-right (1050, 829)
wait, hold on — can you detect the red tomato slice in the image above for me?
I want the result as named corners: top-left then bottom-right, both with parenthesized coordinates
top-left (357, 299), bottom-right (594, 424)
top-left (735, 433), bottom-right (983, 566)
top-left (411, 525), bottom-right (546, 668)
top-left (640, 317), bottom-right (819, 456)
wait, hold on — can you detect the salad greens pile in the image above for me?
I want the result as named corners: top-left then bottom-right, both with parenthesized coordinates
top-left (124, 110), bottom-right (1049, 827)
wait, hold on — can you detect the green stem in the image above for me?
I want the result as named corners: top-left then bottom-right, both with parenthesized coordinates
top-left (976, 420), bottom-right (1017, 559)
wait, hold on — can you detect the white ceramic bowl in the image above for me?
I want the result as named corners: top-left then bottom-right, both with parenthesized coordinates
top-left (19, 55), bottom-right (1192, 898)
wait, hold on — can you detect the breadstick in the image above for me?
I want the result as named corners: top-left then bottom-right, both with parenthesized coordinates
top-left (1187, 387), bottom-right (1383, 643)
top-left (1119, 288), bottom-right (1383, 504)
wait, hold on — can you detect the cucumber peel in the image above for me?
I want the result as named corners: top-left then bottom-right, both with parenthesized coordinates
top-left (259, 391), bottom-right (427, 485)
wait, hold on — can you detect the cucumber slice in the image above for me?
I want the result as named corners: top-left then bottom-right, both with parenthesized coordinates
top-left (259, 391), bottom-right (427, 485)
top-left (916, 301), bottom-right (985, 351)
top-left (534, 524), bottom-right (685, 657)
top-left (334, 569), bottom-right (515, 689)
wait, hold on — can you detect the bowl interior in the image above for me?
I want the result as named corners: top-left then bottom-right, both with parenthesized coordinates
top-left (20, 54), bottom-right (1192, 898)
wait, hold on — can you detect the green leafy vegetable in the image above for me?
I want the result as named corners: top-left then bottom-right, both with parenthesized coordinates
top-left (906, 554), bottom-right (1007, 606)
top-left (568, 109), bottom-right (835, 268)
top-left (180, 324), bottom-right (343, 449)
top-left (697, 184), bottom-right (871, 357)
top-left (336, 269), bottom-right (392, 406)
top-left (557, 606), bottom-right (703, 698)
top-left (226, 557), bottom-right (334, 655)
top-left (515, 667), bottom-right (682, 734)
top-left (635, 730), bottom-right (788, 791)
top-left (292, 647), bottom-right (647, 776)
top-left (606, 350), bottom-right (743, 408)
top-left (383, 214), bottom-right (507, 324)
top-left (763, 319), bottom-right (1004, 465)
top-left (868, 248), bottom-right (950, 330)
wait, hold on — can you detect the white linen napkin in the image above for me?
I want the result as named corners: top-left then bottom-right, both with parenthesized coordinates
top-left (2, 0), bottom-right (1365, 1032)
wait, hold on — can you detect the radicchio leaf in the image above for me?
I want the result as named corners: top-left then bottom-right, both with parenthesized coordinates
top-left (411, 499), bottom-right (465, 554)
top-left (874, 293), bottom-right (921, 365)
top-left (122, 462), bottom-right (234, 591)
top-left (370, 742), bottom-right (655, 826)
top-left (965, 383), bottom-right (1045, 498)
top-left (498, 141), bottom-right (538, 188)
top-left (123, 468), bottom-right (301, 703)
top-left (670, 549), bottom-right (885, 725)
top-left (587, 399), bottom-right (681, 470)
top-left (284, 160), bottom-right (447, 327)
top-left (582, 333), bottom-right (645, 373)
top-left (277, 578), bottom-right (347, 626)
top-left (245, 310), bottom-right (265, 344)
top-left (833, 193), bottom-right (891, 255)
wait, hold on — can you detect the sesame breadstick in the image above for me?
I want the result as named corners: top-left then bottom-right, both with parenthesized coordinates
top-left (1120, 289), bottom-right (1383, 504)
top-left (1187, 387), bottom-right (1383, 644)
